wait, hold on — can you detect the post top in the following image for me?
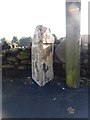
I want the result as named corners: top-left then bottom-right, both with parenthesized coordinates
top-left (66, 0), bottom-right (81, 2)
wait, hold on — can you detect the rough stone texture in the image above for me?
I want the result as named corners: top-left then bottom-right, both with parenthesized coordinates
top-left (32, 25), bottom-right (54, 86)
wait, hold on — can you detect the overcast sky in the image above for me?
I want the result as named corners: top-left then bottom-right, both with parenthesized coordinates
top-left (0, 0), bottom-right (89, 40)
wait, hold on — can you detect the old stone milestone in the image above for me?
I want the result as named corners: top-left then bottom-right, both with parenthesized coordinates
top-left (32, 25), bottom-right (55, 86)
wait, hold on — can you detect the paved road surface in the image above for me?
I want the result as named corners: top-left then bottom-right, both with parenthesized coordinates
top-left (2, 75), bottom-right (88, 118)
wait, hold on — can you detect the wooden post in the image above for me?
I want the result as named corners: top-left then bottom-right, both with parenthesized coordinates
top-left (0, 41), bottom-right (2, 119)
top-left (32, 25), bottom-right (54, 86)
top-left (66, 1), bottom-right (81, 88)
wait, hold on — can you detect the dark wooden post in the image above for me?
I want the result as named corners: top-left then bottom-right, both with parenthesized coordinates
top-left (66, 0), bottom-right (81, 88)
top-left (0, 41), bottom-right (2, 119)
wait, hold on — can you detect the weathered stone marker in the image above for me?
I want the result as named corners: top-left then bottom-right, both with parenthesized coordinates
top-left (66, 0), bottom-right (81, 88)
top-left (32, 25), bottom-right (54, 86)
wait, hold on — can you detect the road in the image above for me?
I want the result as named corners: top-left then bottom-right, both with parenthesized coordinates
top-left (2, 75), bottom-right (88, 118)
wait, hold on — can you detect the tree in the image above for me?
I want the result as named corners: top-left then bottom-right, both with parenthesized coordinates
top-left (12, 36), bottom-right (18, 44)
top-left (0, 38), bottom-right (6, 45)
top-left (2, 41), bottom-right (10, 50)
top-left (19, 37), bottom-right (32, 47)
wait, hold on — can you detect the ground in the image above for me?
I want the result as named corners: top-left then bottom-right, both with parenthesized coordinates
top-left (2, 73), bottom-right (89, 118)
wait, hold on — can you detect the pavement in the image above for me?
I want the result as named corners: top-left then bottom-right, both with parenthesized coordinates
top-left (2, 74), bottom-right (89, 118)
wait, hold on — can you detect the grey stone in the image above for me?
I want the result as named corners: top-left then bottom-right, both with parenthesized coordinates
top-left (55, 39), bottom-right (66, 63)
top-left (32, 25), bottom-right (54, 86)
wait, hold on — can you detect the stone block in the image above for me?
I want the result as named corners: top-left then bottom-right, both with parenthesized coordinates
top-left (32, 25), bottom-right (54, 86)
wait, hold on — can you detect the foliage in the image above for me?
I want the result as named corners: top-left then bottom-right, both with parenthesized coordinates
top-left (2, 41), bottom-right (10, 50)
top-left (0, 38), bottom-right (6, 45)
top-left (7, 56), bottom-right (17, 62)
top-left (17, 51), bottom-right (29, 60)
top-left (19, 37), bottom-right (32, 47)
top-left (12, 36), bottom-right (19, 44)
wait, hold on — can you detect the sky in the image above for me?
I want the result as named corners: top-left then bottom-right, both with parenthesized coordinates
top-left (0, 0), bottom-right (89, 40)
